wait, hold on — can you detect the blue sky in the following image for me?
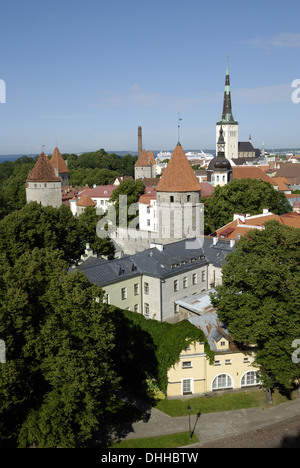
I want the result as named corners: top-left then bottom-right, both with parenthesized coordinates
top-left (0, 0), bottom-right (300, 154)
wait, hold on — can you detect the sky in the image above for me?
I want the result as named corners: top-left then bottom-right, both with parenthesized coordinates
top-left (0, 0), bottom-right (300, 154)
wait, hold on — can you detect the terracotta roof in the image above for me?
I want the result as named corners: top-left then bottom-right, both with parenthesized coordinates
top-left (135, 150), bottom-right (156, 167)
top-left (216, 211), bottom-right (300, 239)
top-left (275, 163), bottom-right (300, 184)
top-left (138, 193), bottom-right (156, 205)
top-left (26, 152), bottom-right (61, 183)
top-left (76, 195), bottom-right (96, 207)
top-left (272, 177), bottom-right (292, 191)
top-left (50, 147), bottom-right (69, 174)
top-left (156, 143), bottom-right (202, 192)
top-left (81, 185), bottom-right (116, 198)
top-left (232, 166), bottom-right (278, 187)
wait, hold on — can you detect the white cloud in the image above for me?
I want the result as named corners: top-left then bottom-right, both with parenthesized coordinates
top-left (244, 33), bottom-right (300, 50)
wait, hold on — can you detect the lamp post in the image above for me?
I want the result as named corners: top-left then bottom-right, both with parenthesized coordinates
top-left (187, 404), bottom-right (192, 439)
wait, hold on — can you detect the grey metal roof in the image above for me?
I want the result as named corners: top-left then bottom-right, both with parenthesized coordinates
top-left (74, 237), bottom-right (234, 288)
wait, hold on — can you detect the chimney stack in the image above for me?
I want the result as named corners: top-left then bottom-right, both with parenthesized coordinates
top-left (138, 126), bottom-right (142, 156)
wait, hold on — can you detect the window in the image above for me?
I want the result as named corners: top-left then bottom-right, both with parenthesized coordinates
top-left (174, 303), bottom-right (179, 314)
top-left (220, 341), bottom-right (226, 347)
top-left (144, 282), bottom-right (149, 294)
top-left (174, 280), bottom-right (179, 292)
top-left (147, 219), bottom-right (150, 226)
top-left (121, 287), bottom-right (127, 300)
top-left (187, 195), bottom-right (191, 202)
top-left (182, 379), bottom-right (193, 395)
top-left (212, 374), bottom-right (233, 390)
top-left (182, 361), bottom-right (192, 368)
top-left (225, 359), bottom-right (232, 365)
top-left (134, 283), bottom-right (139, 296)
top-left (241, 371), bottom-right (260, 387)
top-left (147, 207), bottom-right (150, 214)
top-left (170, 196), bottom-right (174, 203)
top-left (202, 270), bottom-right (206, 282)
top-left (144, 303), bottom-right (149, 316)
top-left (134, 304), bottom-right (139, 313)
top-left (183, 277), bottom-right (187, 289)
top-left (214, 360), bottom-right (221, 366)
top-left (243, 357), bottom-right (250, 363)
top-left (192, 273), bottom-right (197, 285)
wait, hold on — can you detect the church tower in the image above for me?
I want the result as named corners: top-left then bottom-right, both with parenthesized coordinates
top-left (207, 126), bottom-right (232, 186)
top-left (155, 142), bottom-right (202, 243)
top-left (216, 58), bottom-right (238, 164)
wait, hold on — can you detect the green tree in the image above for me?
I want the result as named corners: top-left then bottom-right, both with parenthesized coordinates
top-left (0, 248), bottom-right (120, 448)
top-left (206, 178), bottom-right (292, 233)
top-left (210, 221), bottom-right (300, 395)
top-left (109, 179), bottom-right (145, 226)
top-left (77, 206), bottom-right (115, 259)
top-left (0, 202), bottom-right (84, 265)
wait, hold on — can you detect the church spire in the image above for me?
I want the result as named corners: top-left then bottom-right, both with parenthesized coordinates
top-left (221, 57), bottom-right (237, 124)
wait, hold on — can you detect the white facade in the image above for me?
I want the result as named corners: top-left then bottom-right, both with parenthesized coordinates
top-left (216, 123), bottom-right (239, 163)
top-left (138, 198), bottom-right (158, 232)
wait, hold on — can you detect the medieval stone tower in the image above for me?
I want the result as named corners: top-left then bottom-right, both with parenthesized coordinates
top-left (155, 142), bottom-right (202, 242)
top-left (216, 58), bottom-right (239, 164)
top-left (26, 152), bottom-right (62, 208)
top-left (50, 146), bottom-right (69, 187)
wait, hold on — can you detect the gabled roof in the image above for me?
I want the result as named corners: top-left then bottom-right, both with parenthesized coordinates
top-left (76, 195), bottom-right (96, 207)
top-left (26, 152), bottom-right (61, 183)
top-left (232, 166), bottom-right (278, 187)
top-left (134, 150), bottom-right (155, 167)
top-left (50, 147), bottom-right (69, 174)
top-left (275, 163), bottom-right (300, 184)
top-left (156, 143), bottom-right (202, 192)
top-left (215, 211), bottom-right (300, 239)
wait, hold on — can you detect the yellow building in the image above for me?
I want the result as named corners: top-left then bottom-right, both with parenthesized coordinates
top-left (167, 292), bottom-right (260, 397)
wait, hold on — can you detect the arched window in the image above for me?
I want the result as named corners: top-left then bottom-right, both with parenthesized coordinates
top-left (241, 371), bottom-right (260, 387)
top-left (212, 373), bottom-right (233, 391)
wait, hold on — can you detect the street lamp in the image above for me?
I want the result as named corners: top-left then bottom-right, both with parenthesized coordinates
top-left (187, 404), bottom-right (192, 439)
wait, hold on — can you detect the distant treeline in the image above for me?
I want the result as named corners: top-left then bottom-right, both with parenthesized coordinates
top-left (0, 149), bottom-right (137, 220)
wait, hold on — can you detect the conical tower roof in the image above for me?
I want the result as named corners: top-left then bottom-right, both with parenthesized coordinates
top-left (134, 149), bottom-right (155, 167)
top-left (50, 147), bottom-right (69, 173)
top-left (26, 152), bottom-right (61, 182)
top-left (156, 142), bottom-right (202, 192)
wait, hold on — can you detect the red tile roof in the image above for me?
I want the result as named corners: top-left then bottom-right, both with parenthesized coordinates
top-left (26, 152), bottom-right (61, 183)
top-left (135, 150), bottom-right (155, 167)
top-left (50, 147), bottom-right (69, 174)
top-left (232, 166), bottom-right (278, 187)
top-left (156, 143), bottom-right (202, 192)
top-left (76, 195), bottom-right (96, 207)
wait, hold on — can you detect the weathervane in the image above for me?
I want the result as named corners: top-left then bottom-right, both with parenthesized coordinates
top-left (178, 112), bottom-right (182, 142)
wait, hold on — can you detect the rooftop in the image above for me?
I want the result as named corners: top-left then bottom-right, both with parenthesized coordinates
top-left (156, 143), bottom-right (202, 193)
top-left (26, 152), bottom-right (61, 183)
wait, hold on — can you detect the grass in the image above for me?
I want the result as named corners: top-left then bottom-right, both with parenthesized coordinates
top-left (155, 389), bottom-right (297, 417)
top-left (109, 432), bottom-right (198, 449)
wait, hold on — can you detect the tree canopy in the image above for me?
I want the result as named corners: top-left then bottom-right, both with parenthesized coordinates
top-left (204, 178), bottom-right (292, 234)
top-left (0, 202), bottom-right (115, 265)
top-left (210, 220), bottom-right (300, 394)
top-left (0, 248), bottom-right (120, 448)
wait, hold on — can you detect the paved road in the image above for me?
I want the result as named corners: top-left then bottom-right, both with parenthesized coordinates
top-left (198, 415), bottom-right (300, 448)
top-left (101, 392), bottom-right (300, 448)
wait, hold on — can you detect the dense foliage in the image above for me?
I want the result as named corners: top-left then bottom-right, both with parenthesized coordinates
top-left (204, 178), bottom-right (292, 234)
top-left (111, 308), bottom-right (214, 394)
top-left (0, 202), bottom-right (115, 265)
top-left (0, 248), bottom-right (120, 448)
top-left (0, 150), bottom-right (138, 221)
top-left (210, 220), bottom-right (300, 394)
